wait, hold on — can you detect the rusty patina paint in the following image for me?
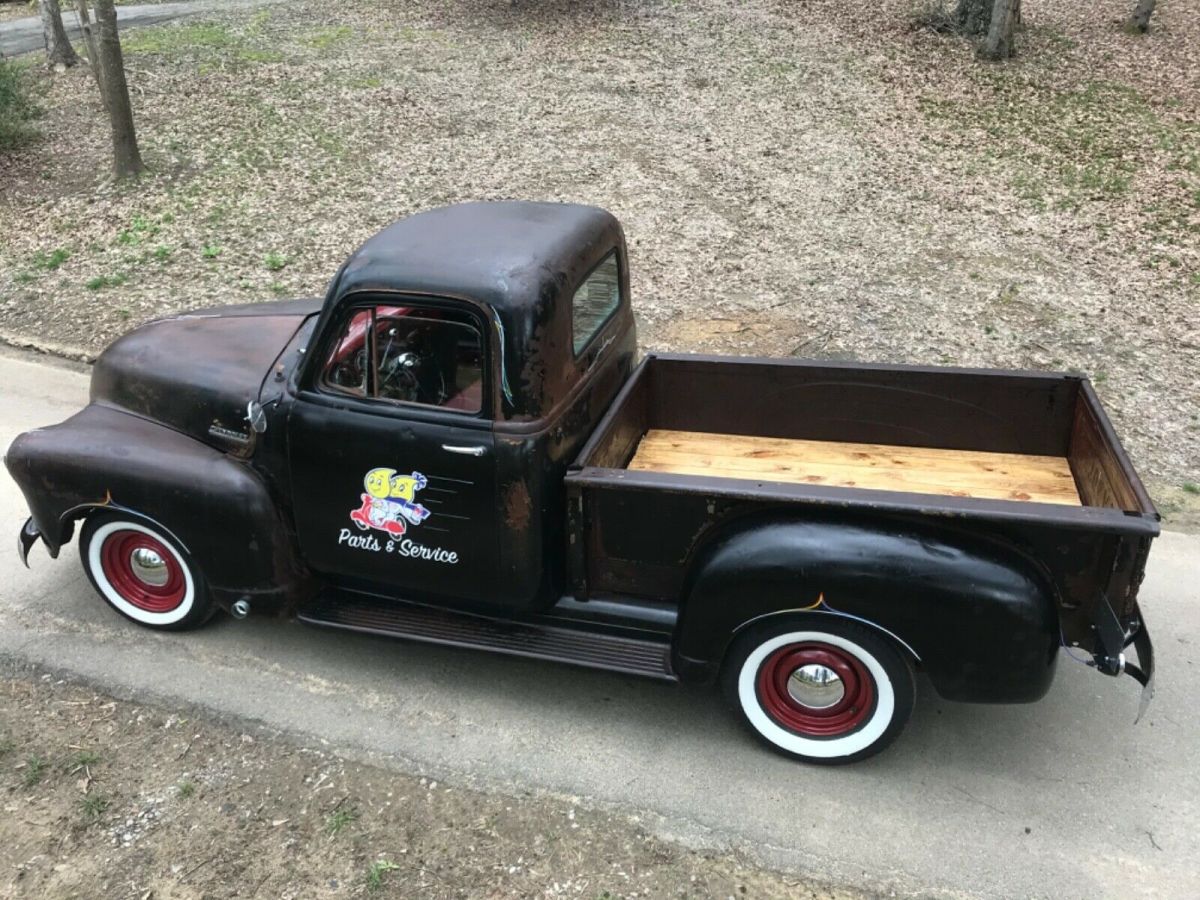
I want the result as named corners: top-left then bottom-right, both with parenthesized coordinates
top-left (502, 480), bottom-right (533, 533)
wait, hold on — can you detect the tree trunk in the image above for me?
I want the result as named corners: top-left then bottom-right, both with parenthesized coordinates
top-left (93, 0), bottom-right (144, 178)
top-left (39, 0), bottom-right (80, 69)
top-left (75, 0), bottom-right (106, 98)
top-left (955, 0), bottom-right (992, 36)
top-left (980, 0), bottom-right (1021, 59)
top-left (1127, 0), bottom-right (1157, 33)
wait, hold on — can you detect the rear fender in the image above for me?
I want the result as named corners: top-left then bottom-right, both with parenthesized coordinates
top-left (673, 516), bottom-right (1059, 703)
top-left (5, 404), bottom-right (310, 611)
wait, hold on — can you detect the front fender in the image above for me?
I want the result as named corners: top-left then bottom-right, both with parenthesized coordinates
top-left (673, 516), bottom-right (1059, 703)
top-left (6, 403), bottom-right (309, 611)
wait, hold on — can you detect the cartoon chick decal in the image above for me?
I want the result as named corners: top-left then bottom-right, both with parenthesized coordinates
top-left (350, 467), bottom-right (431, 536)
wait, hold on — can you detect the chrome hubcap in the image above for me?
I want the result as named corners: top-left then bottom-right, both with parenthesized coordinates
top-left (786, 664), bottom-right (845, 709)
top-left (129, 547), bottom-right (169, 587)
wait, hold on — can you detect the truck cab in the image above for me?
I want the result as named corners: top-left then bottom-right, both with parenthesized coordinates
top-left (279, 202), bottom-right (636, 611)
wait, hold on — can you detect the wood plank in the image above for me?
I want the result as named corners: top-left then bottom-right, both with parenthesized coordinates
top-left (627, 429), bottom-right (1082, 506)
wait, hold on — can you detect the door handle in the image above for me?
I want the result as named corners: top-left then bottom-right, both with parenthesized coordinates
top-left (442, 444), bottom-right (486, 457)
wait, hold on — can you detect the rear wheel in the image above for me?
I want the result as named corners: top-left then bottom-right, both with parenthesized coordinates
top-left (722, 617), bottom-right (915, 764)
top-left (79, 513), bottom-right (213, 631)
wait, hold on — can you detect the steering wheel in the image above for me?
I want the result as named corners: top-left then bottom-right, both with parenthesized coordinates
top-left (377, 326), bottom-right (446, 405)
top-left (328, 347), bottom-right (369, 392)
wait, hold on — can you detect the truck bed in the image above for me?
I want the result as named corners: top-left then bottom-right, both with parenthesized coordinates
top-left (628, 429), bottom-right (1081, 506)
top-left (565, 354), bottom-right (1158, 631)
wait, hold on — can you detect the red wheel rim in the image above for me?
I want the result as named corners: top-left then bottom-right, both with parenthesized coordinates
top-left (99, 530), bottom-right (186, 613)
top-left (756, 642), bottom-right (875, 737)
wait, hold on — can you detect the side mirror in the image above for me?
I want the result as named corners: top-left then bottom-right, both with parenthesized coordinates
top-left (245, 400), bottom-right (268, 434)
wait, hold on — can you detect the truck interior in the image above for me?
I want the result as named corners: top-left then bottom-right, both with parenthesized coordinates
top-left (581, 355), bottom-right (1154, 515)
top-left (322, 304), bottom-right (485, 413)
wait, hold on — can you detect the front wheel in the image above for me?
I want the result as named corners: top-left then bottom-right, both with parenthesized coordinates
top-left (722, 617), bottom-right (915, 764)
top-left (79, 512), bottom-right (213, 631)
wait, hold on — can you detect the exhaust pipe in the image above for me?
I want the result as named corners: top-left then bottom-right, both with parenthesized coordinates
top-left (230, 598), bottom-right (251, 619)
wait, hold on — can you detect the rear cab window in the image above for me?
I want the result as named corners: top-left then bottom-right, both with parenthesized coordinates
top-left (572, 252), bottom-right (621, 355)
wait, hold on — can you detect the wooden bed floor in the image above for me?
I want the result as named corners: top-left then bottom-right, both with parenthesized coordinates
top-left (628, 429), bottom-right (1082, 506)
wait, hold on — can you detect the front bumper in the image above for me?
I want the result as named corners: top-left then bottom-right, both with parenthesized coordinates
top-left (17, 517), bottom-right (42, 568)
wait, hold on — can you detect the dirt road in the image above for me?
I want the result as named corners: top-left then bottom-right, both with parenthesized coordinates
top-left (0, 0), bottom-right (279, 57)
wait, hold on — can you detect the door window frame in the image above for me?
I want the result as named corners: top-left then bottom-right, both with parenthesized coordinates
top-left (299, 293), bottom-right (494, 429)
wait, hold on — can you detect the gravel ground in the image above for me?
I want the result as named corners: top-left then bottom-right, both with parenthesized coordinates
top-left (0, 668), bottom-right (864, 899)
top-left (0, 0), bottom-right (1196, 517)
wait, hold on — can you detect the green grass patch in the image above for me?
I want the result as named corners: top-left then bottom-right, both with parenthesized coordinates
top-left (177, 779), bottom-right (196, 798)
top-left (117, 215), bottom-right (160, 246)
top-left (304, 26), bottom-right (353, 50)
top-left (31, 247), bottom-right (70, 270)
top-left (264, 251), bottom-right (288, 271)
top-left (0, 58), bottom-right (41, 151)
top-left (123, 21), bottom-right (283, 66)
top-left (123, 23), bottom-right (236, 55)
top-left (80, 793), bottom-right (110, 821)
top-left (86, 273), bottom-right (127, 291)
top-left (920, 78), bottom-right (1197, 212)
top-left (23, 756), bottom-right (48, 787)
top-left (65, 749), bottom-right (100, 772)
top-left (365, 860), bottom-right (400, 891)
top-left (1183, 482), bottom-right (1200, 496)
top-left (325, 806), bottom-right (358, 837)
top-left (202, 244), bottom-right (223, 259)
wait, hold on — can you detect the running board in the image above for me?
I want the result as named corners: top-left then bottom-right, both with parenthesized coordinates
top-left (297, 592), bottom-right (676, 681)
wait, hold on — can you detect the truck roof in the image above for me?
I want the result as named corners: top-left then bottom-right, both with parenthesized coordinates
top-left (329, 200), bottom-right (622, 315)
top-left (322, 200), bottom-right (629, 420)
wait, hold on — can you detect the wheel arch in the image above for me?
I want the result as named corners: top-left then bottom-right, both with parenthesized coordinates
top-left (7, 403), bottom-right (311, 612)
top-left (672, 513), bottom-right (1060, 704)
top-left (723, 607), bottom-right (922, 675)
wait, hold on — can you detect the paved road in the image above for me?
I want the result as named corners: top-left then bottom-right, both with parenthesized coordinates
top-left (0, 0), bottom-right (275, 58)
top-left (0, 348), bottom-right (1195, 899)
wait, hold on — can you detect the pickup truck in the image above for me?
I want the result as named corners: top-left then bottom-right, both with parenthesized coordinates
top-left (6, 201), bottom-right (1158, 764)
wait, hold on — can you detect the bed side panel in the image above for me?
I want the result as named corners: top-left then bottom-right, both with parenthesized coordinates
top-left (648, 355), bottom-right (1078, 456)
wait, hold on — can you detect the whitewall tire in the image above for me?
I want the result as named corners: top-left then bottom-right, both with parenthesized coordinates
top-left (79, 513), bottom-right (213, 631)
top-left (722, 617), bottom-right (915, 764)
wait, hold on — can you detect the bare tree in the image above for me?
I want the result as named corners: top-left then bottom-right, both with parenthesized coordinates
top-left (980, 0), bottom-right (1021, 59)
top-left (39, 0), bottom-right (80, 69)
top-left (1126, 0), bottom-right (1157, 33)
top-left (93, 0), bottom-right (144, 177)
top-left (954, 0), bottom-right (992, 36)
top-left (74, 0), bottom-right (106, 95)
top-left (946, 0), bottom-right (1022, 58)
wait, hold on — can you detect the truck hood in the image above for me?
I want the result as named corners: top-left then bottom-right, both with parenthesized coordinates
top-left (90, 299), bottom-right (321, 453)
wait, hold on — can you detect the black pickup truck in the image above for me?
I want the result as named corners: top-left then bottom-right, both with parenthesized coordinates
top-left (6, 201), bottom-right (1158, 763)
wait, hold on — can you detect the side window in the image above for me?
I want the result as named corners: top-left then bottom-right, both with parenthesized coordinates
top-left (572, 252), bottom-right (621, 354)
top-left (321, 304), bottom-right (485, 414)
top-left (323, 309), bottom-right (372, 397)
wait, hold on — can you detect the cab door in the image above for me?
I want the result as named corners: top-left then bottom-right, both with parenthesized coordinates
top-left (287, 298), bottom-right (498, 605)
